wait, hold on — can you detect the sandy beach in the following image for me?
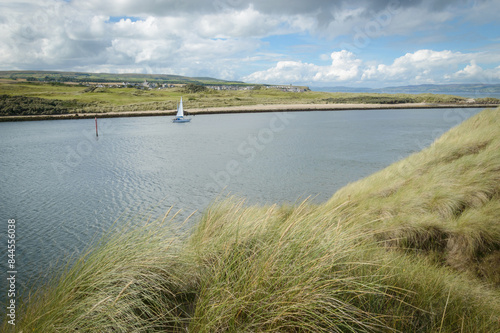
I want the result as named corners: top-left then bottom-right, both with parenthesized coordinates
top-left (0, 102), bottom-right (497, 122)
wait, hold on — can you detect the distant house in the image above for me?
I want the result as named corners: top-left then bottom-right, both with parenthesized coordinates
top-left (206, 85), bottom-right (255, 91)
top-left (265, 85), bottom-right (308, 92)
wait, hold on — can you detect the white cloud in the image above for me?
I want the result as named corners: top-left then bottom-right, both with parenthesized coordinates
top-left (0, 0), bottom-right (499, 86)
top-left (451, 61), bottom-right (500, 82)
top-left (196, 6), bottom-right (281, 38)
top-left (0, 0), bottom-right (264, 78)
top-left (453, 60), bottom-right (483, 78)
top-left (246, 49), bottom-right (500, 86)
top-left (244, 50), bottom-right (361, 83)
top-left (0, 0), bottom-right (115, 68)
top-left (361, 50), bottom-right (471, 83)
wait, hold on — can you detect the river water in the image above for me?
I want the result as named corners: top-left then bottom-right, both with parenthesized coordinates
top-left (0, 107), bottom-right (484, 302)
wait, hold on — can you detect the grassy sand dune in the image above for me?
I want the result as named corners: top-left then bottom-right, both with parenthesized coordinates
top-left (327, 108), bottom-right (500, 284)
top-left (5, 108), bottom-right (500, 332)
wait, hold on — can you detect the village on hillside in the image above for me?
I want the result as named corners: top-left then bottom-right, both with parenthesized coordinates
top-left (88, 80), bottom-right (309, 92)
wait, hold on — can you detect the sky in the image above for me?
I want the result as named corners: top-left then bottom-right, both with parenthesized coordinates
top-left (1, 0), bottom-right (499, 88)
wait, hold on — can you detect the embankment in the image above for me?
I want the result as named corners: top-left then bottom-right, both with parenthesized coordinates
top-left (0, 102), bottom-right (498, 122)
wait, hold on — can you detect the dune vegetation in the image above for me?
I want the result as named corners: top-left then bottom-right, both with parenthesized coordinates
top-left (4, 108), bottom-right (499, 332)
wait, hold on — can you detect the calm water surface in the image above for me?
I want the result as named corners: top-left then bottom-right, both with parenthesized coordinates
top-left (0, 108), bottom-right (483, 301)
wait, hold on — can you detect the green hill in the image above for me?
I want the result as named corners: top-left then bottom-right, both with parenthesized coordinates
top-left (0, 70), bottom-right (244, 85)
top-left (4, 108), bottom-right (500, 332)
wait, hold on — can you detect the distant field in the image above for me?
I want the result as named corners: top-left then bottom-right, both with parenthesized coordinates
top-left (1, 80), bottom-right (499, 117)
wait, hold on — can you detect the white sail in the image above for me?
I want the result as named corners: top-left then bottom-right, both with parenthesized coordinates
top-left (176, 97), bottom-right (184, 117)
top-left (172, 97), bottom-right (191, 122)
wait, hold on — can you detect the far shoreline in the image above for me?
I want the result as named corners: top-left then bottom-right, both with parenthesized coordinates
top-left (0, 102), bottom-right (498, 122)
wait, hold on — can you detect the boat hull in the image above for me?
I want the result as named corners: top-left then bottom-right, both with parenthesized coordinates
top-left (172, 118), bottom-right (191, 123)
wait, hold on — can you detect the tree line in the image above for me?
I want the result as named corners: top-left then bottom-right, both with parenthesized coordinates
top-left (0, 95), bottom-right (87, 116)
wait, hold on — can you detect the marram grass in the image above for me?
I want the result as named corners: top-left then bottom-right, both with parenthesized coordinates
top-left (5, 108), bottom-right (500, 332)
top-left (8, 210), bottom-right (199, 332)
top-left (327, 107), bottom-right (500, 285)
top-left (186, 200), bottom-right (398, 332)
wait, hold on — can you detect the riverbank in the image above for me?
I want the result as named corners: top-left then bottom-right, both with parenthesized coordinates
top-left (6, 107), bottom-right (499, 332)
top-left (0, 102), bottom-right (497, 122)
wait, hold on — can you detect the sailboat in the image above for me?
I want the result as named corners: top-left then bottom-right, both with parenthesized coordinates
top-left (172, 97), bottom-right (191, 123)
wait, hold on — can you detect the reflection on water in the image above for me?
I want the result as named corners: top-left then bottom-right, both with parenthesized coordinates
top-left (0, 108), bottom-right (482, 299)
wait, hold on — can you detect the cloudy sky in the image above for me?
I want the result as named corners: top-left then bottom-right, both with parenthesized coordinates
top-left (1, 0), bottom-right (499, 87)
